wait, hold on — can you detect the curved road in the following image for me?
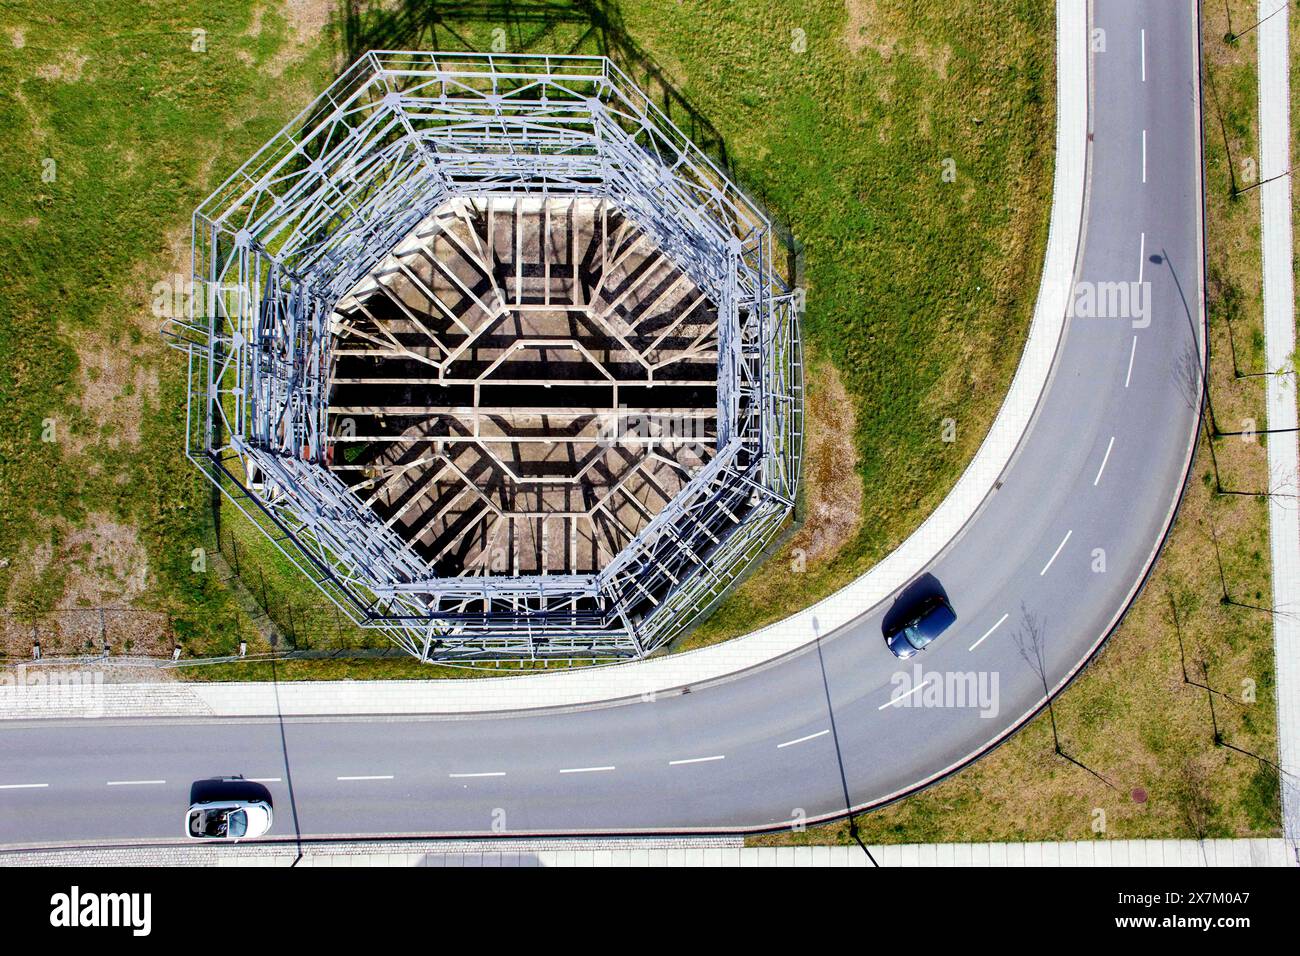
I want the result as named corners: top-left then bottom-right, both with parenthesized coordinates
top-left (0, 0), bottom-right (1207, 844)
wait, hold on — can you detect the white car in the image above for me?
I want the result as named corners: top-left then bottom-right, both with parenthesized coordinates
top-left (185, 800), bottom-right (273, 841)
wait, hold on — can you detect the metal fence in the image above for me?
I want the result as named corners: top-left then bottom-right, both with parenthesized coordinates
top-left (163, 52), bottom-right (803, 662)
top-left (1, 608), bottom-right (171, 659)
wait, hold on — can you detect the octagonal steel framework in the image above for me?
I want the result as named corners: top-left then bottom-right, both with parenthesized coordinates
top-left (165, 52), bottom-right (803, 662)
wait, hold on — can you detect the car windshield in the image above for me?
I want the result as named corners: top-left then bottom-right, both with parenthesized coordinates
top-left (903, 621), bottom-right (936, 650)
top-left (227, 810), bottom-right (247, 838)
top-left (904, 601), bottom-right (950, 649)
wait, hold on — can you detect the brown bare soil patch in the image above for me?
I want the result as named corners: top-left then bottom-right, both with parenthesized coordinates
top-left (843, 0), bottom-right (951, 76)
top-left (35, 50), bottom-right (88, 82)
top-left (268, 0), bottom-right (336, 75)
top-left (59, 513), bottom-right (151, 608)
top-left (791, 359), bottom-right (864, 562)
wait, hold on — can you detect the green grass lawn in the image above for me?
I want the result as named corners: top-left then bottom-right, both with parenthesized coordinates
top-left (637, 0), bottom-right (1056, 648)
top-left (0, 0), bottom-right (1056, 662)
top-left (0, 0), bottom-right (341, 656)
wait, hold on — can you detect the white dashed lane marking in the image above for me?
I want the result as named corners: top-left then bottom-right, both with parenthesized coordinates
top-left (776, 730), bottom-right (830, 749)
top-left (968, 612), bottom-right (1010, 652)
top-left (448, 771), bottom-right (505, 779)
top-left (1040, 529), bottom-right (1073, 576)
top-left (879, 677), bottom-right (936, 710)
top-left (668, 755), bottom-right (724, 766)
top-left (337, 775), bottom-right (394, 781)
top-left (559, 766), bottom-right (616, 774)
top-left (1094, 436), bottom-right (1116, 486)
top-left (0, 783), bottom-right (48, 790)
top-left (106, 780), bottom-right (166, 787)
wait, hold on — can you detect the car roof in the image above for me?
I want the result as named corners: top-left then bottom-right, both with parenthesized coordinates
top-left (915, 599), bottom-right (956, 633)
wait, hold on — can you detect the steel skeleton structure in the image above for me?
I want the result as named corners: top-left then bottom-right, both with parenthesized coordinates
top-left (165, 52), bottom-right (803, 662)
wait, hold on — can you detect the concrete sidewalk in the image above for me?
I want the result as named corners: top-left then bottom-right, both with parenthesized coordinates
top-left (0, 837), bottom-right (1288, 868)
top-left (1257, 0), bottom-right (1300, 862)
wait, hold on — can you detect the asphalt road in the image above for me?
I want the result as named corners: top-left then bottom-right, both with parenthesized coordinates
top-left (0, 0), bottom-right (1206, 845)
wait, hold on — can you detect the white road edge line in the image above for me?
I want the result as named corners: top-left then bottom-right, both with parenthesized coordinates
top-left (668, 755), bottom-right (725, 766)
top-left (448, 771), bottom-right (505, 779)
top-left (879, 677), bottom-right (937, 710)
top-left (969, 612), bottom-right (1010, 652)
top-left (337, 775), bottom-right (394, 781)
top-left (1094, 436), bottom-right (1116, 486)
top-left (558, 766), bottom-right (616, 774)
top-left (1125, 335), bottom-right (1138, 387)
top-left (106, 780), bottom-right (166, 786)
top-left (0, 783), bottom-right (48, 790)
top-left (1040, 529), bottom-right (1073, 576)
top-left (777, 729), bottom-right (830, 749)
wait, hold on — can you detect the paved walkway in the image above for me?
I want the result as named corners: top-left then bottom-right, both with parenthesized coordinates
top-left (1257, 1), bottom-right (1300, 862)
top-left (0, 838), bottom-right (1287, 868)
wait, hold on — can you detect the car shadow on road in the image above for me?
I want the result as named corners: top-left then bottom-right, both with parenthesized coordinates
top-left (189, 777), bottom-right (275, 807)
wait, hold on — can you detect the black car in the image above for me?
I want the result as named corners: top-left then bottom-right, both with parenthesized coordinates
top-left (883, 594), bottom-right (956, 658)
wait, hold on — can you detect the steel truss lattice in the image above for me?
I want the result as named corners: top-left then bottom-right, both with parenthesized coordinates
top-left (165, 52), bottom-right (803, 662)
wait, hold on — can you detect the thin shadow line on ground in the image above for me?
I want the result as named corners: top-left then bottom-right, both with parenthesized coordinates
top-left (811, 615), bottom-right (878, 866)
top-left (269, 650), bottom-right (305, 865)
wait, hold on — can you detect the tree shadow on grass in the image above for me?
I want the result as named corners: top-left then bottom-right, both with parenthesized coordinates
top-left (330, 0), bottom-right (803, 306)
top-left (335, 0), bottom-right (732, 172)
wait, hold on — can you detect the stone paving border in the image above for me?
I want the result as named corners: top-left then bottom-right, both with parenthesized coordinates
top-left (0, 1), bottom-right (1091, 722)
top-left (1256, 0), bottom-right (1300, 862)
top-left (0, 838), bottom-right (1287, 868)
